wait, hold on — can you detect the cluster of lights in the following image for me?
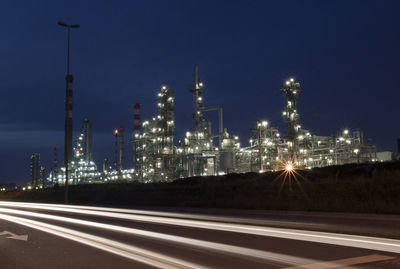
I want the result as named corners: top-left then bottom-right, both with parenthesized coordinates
top-left (285, 78), bottom-right (295, 85)
top-left (78, 77), bottom-right (375, 184)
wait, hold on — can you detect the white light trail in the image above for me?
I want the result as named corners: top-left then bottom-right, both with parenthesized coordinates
top-left (0, 213), bottom-right (202, 269)
top-left (1, 202), bottom-right (400, 254)
top-left (0, 206), bottom-right (316, 267)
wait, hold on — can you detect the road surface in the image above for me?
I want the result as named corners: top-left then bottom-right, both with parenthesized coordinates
top-left (0, 201), bottom-right (399, 268)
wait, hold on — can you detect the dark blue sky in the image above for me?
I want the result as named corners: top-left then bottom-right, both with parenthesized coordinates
top-left (1, 0), bottom-right (399, 184)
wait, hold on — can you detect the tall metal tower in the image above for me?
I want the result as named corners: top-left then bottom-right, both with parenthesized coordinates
top-left (30, 153), bottom-right (41, 187)
top-left (190, 66), bottom-right (205, 131)
top-left (119, 126), bottom-right (124, 171)
top-left (84, 119), bottom-right (93, 163)
top-left (114, 129), bottom-right (119, 169)
top-left (58, 21), bottom-right (80, 203)
top-left (30, 155), bottom-right (35, 186)
top-left (133, 103), bottom-right (141, 174)
top-left (281, 78), bottom-right (301, 162)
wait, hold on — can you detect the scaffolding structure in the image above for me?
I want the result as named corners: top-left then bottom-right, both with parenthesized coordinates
top-left (132, 85), bottom-right (176, 182)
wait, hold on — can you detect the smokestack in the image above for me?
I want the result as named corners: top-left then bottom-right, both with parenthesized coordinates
top-left (134, 104), bottom-right (141, 132)
top-left (114, 129), bottom-right (119, 169)
top-left (194, 65), bottom-right (199, 88)
top-left (119, 126), bottom-right (124, 171)
top-left (30, 155), bottom-right (35, 186)
top-left (84, 119), bottom-right (93, 163)
top-left (103, 158), bottom-right (108, 174)
top-left (35, 153), bottom-right (41, 186)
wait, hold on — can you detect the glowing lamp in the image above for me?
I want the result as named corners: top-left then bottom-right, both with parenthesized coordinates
top-left (285, 163), bottom-right (293, 172)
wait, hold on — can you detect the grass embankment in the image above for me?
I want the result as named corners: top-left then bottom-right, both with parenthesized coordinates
top-left (1, 162), bottom-right (400, 214)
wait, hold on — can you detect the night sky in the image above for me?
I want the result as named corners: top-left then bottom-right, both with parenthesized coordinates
top-left (1, 0), bottom-right (399, 184)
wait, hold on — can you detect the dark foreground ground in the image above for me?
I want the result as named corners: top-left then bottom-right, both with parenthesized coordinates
top-left (1, 162), bottom-right (400, 214)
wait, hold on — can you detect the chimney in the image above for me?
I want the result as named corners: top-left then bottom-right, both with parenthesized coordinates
top-left (114, 129), bottom-right (119, 169)
top-left (119, 126), bottom-right (124, 170)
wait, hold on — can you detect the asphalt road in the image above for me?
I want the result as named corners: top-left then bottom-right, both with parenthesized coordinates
top-left (0, 202), bottom-right (399, 269)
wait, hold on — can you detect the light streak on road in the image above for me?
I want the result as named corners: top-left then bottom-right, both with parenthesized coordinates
top-left (0, 206), bottom-right (317, 267)
top-left (0, 213), bottom-right (202, 269)
top-left (283, 254), bottom-right (396, 269)
top-left (1, 202), bottom-right (400, 254)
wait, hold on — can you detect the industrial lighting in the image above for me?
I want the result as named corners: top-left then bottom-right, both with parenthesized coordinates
top-left (285, 164), bottom-right (293, 171)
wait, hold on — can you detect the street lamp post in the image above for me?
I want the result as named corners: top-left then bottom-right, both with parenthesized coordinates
top-left (58, 21), bottom-right (80, 204)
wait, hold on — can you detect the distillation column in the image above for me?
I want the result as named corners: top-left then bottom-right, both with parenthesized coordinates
top-left (133, 103), bottom-right (141, 177)
top-left (281, 78), bottom-right (301, 162)
top-left (84, 119), bottom-right (93, 163)
top-left (190, 66), bottom-right (205, 131)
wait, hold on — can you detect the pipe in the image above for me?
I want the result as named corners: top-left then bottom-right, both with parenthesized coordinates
top-left (199, 106), bottom-right (223, 147)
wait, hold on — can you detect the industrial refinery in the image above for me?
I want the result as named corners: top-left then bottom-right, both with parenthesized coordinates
top-left (43, 67), bottom-right (378, 187)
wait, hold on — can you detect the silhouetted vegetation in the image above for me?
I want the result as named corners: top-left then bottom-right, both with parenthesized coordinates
top-left (1, 162), bottom-right (400, 214)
